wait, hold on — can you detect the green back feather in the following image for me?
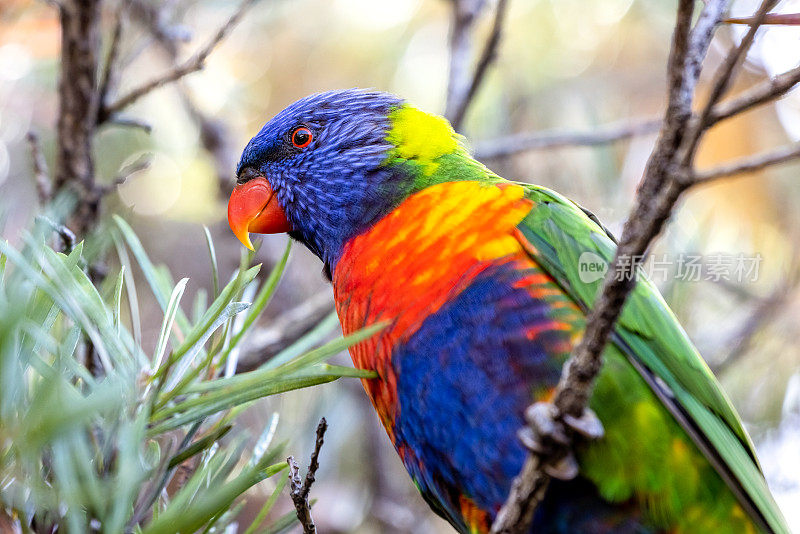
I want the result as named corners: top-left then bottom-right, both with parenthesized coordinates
top-left (516, 184), bottom-right (789, 534)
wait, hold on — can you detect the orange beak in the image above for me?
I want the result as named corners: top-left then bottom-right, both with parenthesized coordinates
top-left (227, 176), bottom-right (291, 250)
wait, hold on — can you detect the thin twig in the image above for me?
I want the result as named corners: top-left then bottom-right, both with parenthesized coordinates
top-left (35, 215), bottom-right (77, 254)
top-left (726, 12), bottom-right (800, 25)
top-left (127, 0), bottom-right (191, 57)
top-left (101, 0), bottom-right (259, 120)
top-left (104, 154), bottom-right (152, 194)
top-left (474, 117), bottom-right (662, 159)
top-left (26, 131), bottom-right (51, 205)
top-left (98, 3), bottom-right (126, 116)
top-left (691, 142), bottom-right (800, 183)
top-left (444, 0), bottom-right (487, 129)
top-left (301, 418), bottom-right (326, 501)
top-left (108, 116), bottom-right (153, 133)
top-left (449, 0), bottom-right (510, 130)
top-left (709, 63), bottom-right (800, 125)
top-left (679, 0), bottom-right (777, 165)
top-left (476, 49), bottom-right (800, 160)
top-left (116, 154), bottom-right (152, 184)
top-left (287, 418), bottom-right (328, 534)
top-left (705, 0), bottom-right (777, 113)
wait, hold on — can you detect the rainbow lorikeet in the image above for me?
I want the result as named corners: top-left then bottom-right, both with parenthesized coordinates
top-left (226, 90), bottom-right (788, 533)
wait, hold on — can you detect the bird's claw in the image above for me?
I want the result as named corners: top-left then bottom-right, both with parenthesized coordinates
top-left (562, 408), bottom-right (604, 440)
top-left (521, 403), bottom-right (570, 452)
top-left (543, 453), bottom-right (579, 480)
top-left (518, 402), bottom-right (604, 481)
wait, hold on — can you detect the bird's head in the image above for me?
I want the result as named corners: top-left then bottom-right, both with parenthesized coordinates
top-left (227, 89), bottom-right (469, 274)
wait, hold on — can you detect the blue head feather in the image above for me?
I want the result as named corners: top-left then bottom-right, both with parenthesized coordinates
top-left (237, 89), bottom-right (409, 273)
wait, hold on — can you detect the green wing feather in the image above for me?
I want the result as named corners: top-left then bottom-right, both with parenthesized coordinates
top-left (515, 183), bottom-right (789, 534)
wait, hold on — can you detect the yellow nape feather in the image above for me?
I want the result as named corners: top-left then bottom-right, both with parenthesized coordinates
top-left (387, 105), bottom-right (460, 174)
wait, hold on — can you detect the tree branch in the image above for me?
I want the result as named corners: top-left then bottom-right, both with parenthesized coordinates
top-left (107, 115), bottom-right (153, 133)
top-left (474, 117), bottom-right (662, 159)
top-left (26, 131), bottom-right (51, 205)
top-left (491, 1), bottom-right (738, 531)
top-left (445, 0), bottom-right (485, 128)
top-left (98, 3), bottom-right (125, 113)
top-left (288, 418), bottom-right (328, 534)
top-left (55, 0), bottom-right (102, 236)
top-left (678, 0), bottom-right (778, 166)
top-left (127, 0), bottom-right (191, 58)
top-left (100, 0), bottom-right (259, 120)
top-left (446, 0), bottom-right (510, 130)
top-left (726, 12), bottom-right (800, 25)
top-left (124, 0), bottom-right (238, 195)
top-left (475, 58), bottom-right (800, 162)
top-left (563, 0), bottom-right (726, 420)
top-left (493, 0), bottom-right (800, 528)
top-left (35, 215), bottom-right (77, 254)
top-left (691, 142), bottom-right (800, 183)
top-left (708, 63), bottom-right (800, 125)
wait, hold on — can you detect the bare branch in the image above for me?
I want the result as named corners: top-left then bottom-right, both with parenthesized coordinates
top-left (127, 0), bottom-right (191, 58)
top-left (288, 418), bottom-right (328, 534)
top-left (494, 0), bottom-right (800, 528)
top-left (474, 117), bottom-right (661, 159)
top-left (112, 153), bottom-right (152, 188)
top-left (726, 12), bottom-right (800, 25)
top-left (101, 0), bottom-right (259, 120)
top-left (301, 418), bottom-right (327, 502)
top-left (445, 0), bottom-right (487, 128)
top-left (678, 0), bottom-right (778, 165)
top-left (705, 0), bottom-right (778, 113)
top-left (490, 453), bottom-right (550, 533)
top-left (448, 0), bottom-right (510, 130)
top-left (26, 131), bottom-right (52, 205)
top-left (55, 0), bottom-right (102, 236)
top-left (468, 0), bottom-right (509, 101)
top-left (107, 115), bottom-right (153, 133)
top-left (476, 49), bottom-right (800, 161)
top-left (35, 215), bottom-right (77, 254)
top-left (709, 64), bottom-right (800, 125)
top-left (555, 0), bottom-right (729, 421)
top-left (664, 0), bottom-right (696, 126)
top-left (691, 142), bottom-right (800, 183)
top-left (98, 3), bottom-right (126, 115)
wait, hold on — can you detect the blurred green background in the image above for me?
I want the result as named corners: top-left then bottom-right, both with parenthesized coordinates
top-left (1, 0), bottom-right (799, 531)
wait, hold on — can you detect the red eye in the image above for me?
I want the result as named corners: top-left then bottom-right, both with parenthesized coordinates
top-left (291, 127), bottom-right (313, 148)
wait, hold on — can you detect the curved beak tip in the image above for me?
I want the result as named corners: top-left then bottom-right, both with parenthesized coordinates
top-left (227, 176), bottom-right (291, 250)
top-left (236, 228), bottom-right (255, 251)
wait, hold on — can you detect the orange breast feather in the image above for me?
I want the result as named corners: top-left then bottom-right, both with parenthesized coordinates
top-left (332, 181), bottom-right (535, 432)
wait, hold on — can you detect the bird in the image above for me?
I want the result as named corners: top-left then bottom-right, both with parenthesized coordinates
top-left (226, 89), bottom-right (789, 533)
